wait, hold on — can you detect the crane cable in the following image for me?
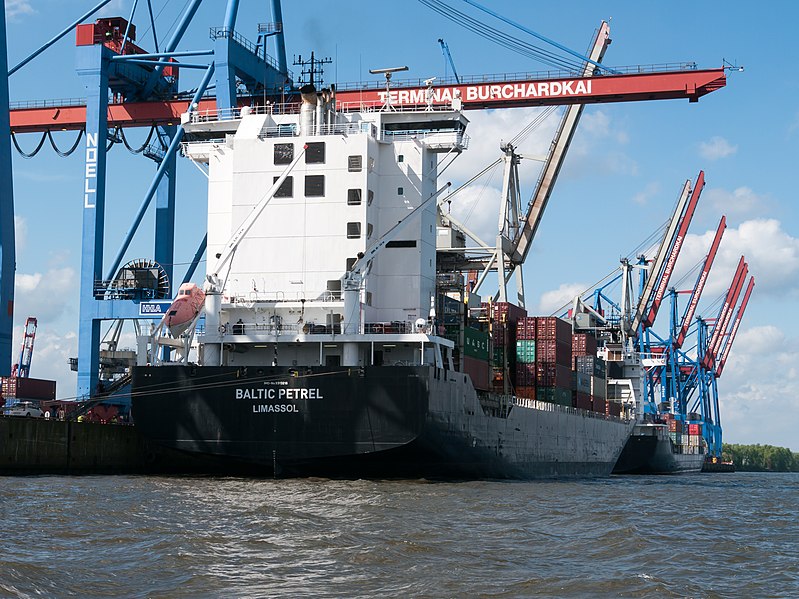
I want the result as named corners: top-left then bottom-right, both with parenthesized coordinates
top-left (418, 0), bottom-right (585, 72)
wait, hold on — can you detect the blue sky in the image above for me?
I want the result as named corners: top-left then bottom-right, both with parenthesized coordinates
top-left (4, 1), bottom-right (798, 450)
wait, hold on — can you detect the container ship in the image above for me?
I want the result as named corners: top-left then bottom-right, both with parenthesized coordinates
top-left (130, 81), bottom-right (634, 479)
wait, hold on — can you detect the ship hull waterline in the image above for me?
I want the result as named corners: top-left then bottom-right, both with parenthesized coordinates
top-left (132, 365), bottom-right (634, 479)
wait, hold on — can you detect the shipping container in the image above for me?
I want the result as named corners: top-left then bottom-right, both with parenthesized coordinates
top-left (537, 386), bottom-right (572, 406)
top-left (514, 362), bottom-right (537, 387)
top-left (535, 363), bottom-right (572, 388)
top-left (535, 339), bottom-right (571, 367)
top-left (571, 333), bottom-right (598, 356)
top-left (515, 339), bottom-right (536, 363)
top-left (591, 397), bottom-right (606, 413)
top-left (605, 400), bottom-right (622, 418)
top-left (0, 377), bottom-right (57, 400)
top-left (668, 419), bottom-right (684, 433)
top-left (535, 316), bottom-right (571, 342)
top-left (485, 301), bottom-right (527, 323)
top-left (572, 391), bottom-right (592, 411)
top-left (688, 423), bottom-right (701, 435)
top-left (573, 355), bottom-right (606, 378)
top-left (572, 371), bottom-right (591, 394)
top-left (515, 386), bottom-right (535, 400)
top-left (517, 317), bottom-right (535, 340)
top-left (463, 355), bottom-right (490, 391)
top-left (590, 375), bottom-right (606, 399)
top-left (464, 327), bottom-right (490, 361)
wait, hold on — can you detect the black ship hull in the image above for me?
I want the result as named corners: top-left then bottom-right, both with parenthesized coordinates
top-left (131, 365), bottom-right (633, 479)
top-left (613, 424), bottom-right (704, 474)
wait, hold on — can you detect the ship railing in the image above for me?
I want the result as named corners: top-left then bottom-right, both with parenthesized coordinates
top-left (381, 128), bottom-right (470, 150)
top-left (209, 27), bottom-right (293, 80)
top-left (364, 321), bottom-right (415, 335)
top-left (258, 121), bottom-right (374, 139)
top-left (227, 290), bottom-right (342, 303)
top-left (509, 395), bottom-right (626, 423)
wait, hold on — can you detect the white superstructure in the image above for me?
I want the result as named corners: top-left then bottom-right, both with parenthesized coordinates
top-left (179, 90), bottom-right (469, 369)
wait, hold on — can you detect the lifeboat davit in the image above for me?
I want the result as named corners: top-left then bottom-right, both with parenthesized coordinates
top-left (165, 283), bottom-right (206, 337)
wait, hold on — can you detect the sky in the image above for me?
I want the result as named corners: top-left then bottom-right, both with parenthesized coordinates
top-left (3, 1), bottom-right (798, 450)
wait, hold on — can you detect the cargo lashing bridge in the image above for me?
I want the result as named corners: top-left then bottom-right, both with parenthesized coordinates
top-left (0, 1), bottom-right (728, 396)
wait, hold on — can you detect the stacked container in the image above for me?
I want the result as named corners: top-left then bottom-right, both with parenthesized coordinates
top-left (571, 332), bottom-right (609, 414)
top-left (534, 317), bottom-right (572, 407)
top-left (463, 326), bottom-right (490, 391)
top-left (486, 302), bottom-right (526, 393)
top-left (514, 317), bottom-right (537, 399)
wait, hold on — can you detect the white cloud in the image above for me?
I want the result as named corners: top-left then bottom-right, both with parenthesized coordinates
top-left (704, 186), bottom-right (767, 217)
top-left (675, 218), bottom-right (799, 300)
top-left (632, 181), bottom-right (660, 206)
top-left (14, 216), bottom-right (27, 254)
top-left (537, 282), bottom-right (587, 315)
top-left (698, 136), bottom-right (737, 160)
top-left (14, 267), bottom-right (77, 322)
top-left (717, 325), bottom-right (799, 450)
top-left (5, 0), bottom-right (34, 20)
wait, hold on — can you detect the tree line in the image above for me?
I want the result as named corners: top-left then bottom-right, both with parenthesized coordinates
top-left (722, 444), bottom-right (799, 472)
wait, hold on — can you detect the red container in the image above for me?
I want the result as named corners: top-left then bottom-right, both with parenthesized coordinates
top-left (514, 362), bottom-right (537, 387)
top-left (606, 400), bottom-right (622, 417)
top-left (591, 397), bottom-right (606, 413)
top-left (535, 363), bottom-right (571, 387)
top-left (535, 317), bottom-right (571, 342)
top-left (688, 423), bottom-right (701, 435)
top-left (573, 391), bottom-right (592, 411)
top-left (535, 339), bottom-right (571, 367)
top-left (515, 386), bottom-right (536, 400)
top-left (463, 355), bottom-right (490, 391)
top-left (517, 317), bottom-right (537, 340)
top-left (486, 302), bottom-right (527, 324)
top-left (1, 377), bottom-right (56, 400)
top-left (572, 333), bottom-right (598, 356)
top-left (667, 419), bottom-right (684, 433)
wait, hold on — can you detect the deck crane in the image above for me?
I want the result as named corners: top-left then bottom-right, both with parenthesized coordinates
top-left (466, 20), bottom-right (611, 307)
top-left (1, 2), bottom-right (731, 398)
top-left (628, 171), bottom-right (704, 337)
top-left (437, 39), bottom-right (461, 83)
top-left (674, 216), bottom-right (726, 349)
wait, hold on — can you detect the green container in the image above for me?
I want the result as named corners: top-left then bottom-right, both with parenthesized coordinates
top-left (536, 386), bottom-right (572, 406)
top-left (464, 327), bottom-right (489, 361)
top-left (515, 340), bottom-right (536, 363)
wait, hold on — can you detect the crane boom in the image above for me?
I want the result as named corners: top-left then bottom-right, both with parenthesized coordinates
top-left (629, 180), bottom-right (691, 335)
top-left (715, 276), bottom-right (754, 377)
top-left (438, 39), bottom-right (461, 84)
top-left (9, 67), bottom-right (727, 133)
top-left (709, 259), bottom-right (747, 360)
top-left (14, 317), bottom-right (37, 378)
top-left (643, 170), bottom-right (705, 328)
top-left (511, 20), bottom-right (611, 265)
top-left (675, 215), bottom-right (725, 349)
top-left (703, 256), bottom-right (746, 367)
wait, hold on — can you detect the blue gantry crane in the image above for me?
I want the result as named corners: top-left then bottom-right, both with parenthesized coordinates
top-left (0, 4), bottom-right (14, 377)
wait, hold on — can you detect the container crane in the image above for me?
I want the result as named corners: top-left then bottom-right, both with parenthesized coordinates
top-left (715, 276), bottom-right (754, 377)
top-left (11, 317), bottom-right (37, 379)
top-left (674, 216), bottom-right (726, 349)
top-left (0, 6), bottom-right (13, 377)
top-left (1, 1), bottom-right (731, 399)
top-left (438, 38), bottom-right (461, 83)
top-left (703, 257), bottom-right (747, 369)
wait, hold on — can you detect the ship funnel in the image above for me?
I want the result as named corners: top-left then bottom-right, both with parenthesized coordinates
top-left (300, 84), bottom-right (317, 136)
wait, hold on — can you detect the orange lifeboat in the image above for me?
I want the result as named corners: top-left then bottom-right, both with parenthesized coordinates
top-left (165, 283), bottom-right (206, 337)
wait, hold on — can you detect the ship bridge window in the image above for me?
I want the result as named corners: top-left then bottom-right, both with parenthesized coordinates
top-left (346, 257), bottom-right (357, 271)
top-left (274, 142), bottom-right (294, 165)
top-left (398, 187), bottom-right (404, 196)
top-left (368, 190), bottom-right (374, 206)
top-left (386, 240), bottom-right (417, 248)
top-left (367, 223), bottom-right (374, 239)
top-left (347, 222), bottom-right (361, 238)
top-left (273, 176), bottom-right (293, 198)
top-left (348, 155), bottom-right (362, 172)
top-left (347, 189), bottom-right (362, 205)
top-left (305, 175), bottom-right (325, 197)
top-left (305, 142), bottom-right (326, 164)
top-left (398, 154), bottom-right (404, 162)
